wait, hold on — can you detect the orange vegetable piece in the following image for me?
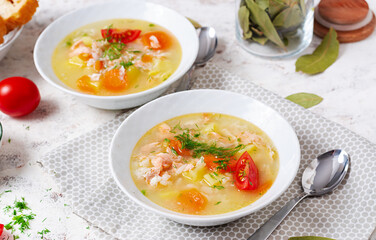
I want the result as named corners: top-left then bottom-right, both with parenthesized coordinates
top-left (257, 181), bottom-right (273, 195)
top-left (101, 69), bottom-right (128, 92)
top-left (169, 139), bottom-right (191, 156)
top-left (94, 60), bottom-right (103, 72)
top-left (203, 155), bottom-right (237, 173)
top-left (142, 31), bottom-right (171, 50)
top-left (177, 189), bottom-right (207, 214)
top-left (76, 75), bottom-right (98, 94)
top-left (78, 53), bottom-right (92, 61)
top-left (141, 54), bottom-right (153, 63)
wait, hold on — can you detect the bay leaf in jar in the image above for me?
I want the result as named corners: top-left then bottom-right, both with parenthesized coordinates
top-left (255, 0), bottom-right (269, 10)
top-left (238, 5), bottom-right (253, 39)
top-left (245, 0), bottom-right (285, 48)
top-left (273, 3), bottom-right (303, 29)
top-left (268, 0), bottom-right (287, 18)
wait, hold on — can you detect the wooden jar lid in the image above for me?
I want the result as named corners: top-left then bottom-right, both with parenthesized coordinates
top-left (318, 0), bottom-right (369, 25)
top-left (314, 0), bottom-right (376, 43)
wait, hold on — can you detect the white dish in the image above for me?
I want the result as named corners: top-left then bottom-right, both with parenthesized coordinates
top-left (0, 27), bottom-right (23, 62)
top-left (33, 0), bottom-right (198, 109)
top-left (109, 89), bottom-right (301, 226)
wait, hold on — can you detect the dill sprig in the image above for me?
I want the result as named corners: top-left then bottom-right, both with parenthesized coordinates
top-left (103, 42), bottom-right (125, 60)
top-left (174, 131), bottom-right (244, 160)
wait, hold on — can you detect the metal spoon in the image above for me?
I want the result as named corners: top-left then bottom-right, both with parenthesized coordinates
top-left (248, 149), bottom-right (350, 240)
top-left (175, 26), bottom-right (218, 91)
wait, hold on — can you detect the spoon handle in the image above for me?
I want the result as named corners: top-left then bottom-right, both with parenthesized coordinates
top-left (247, 193), bottom-right (308, 240)
top-left (175, 65), bottom-right (195, 92)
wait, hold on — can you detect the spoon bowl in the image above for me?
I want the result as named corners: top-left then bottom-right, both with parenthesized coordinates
top-left (175, 26), bottom-right (218, 91)
top-left (248, 149), bottom-right (350, 240)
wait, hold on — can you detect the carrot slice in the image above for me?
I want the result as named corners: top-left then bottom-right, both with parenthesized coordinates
top-left (177, 189), bottom-right (207, 214)
top-left (142, 31), bottom-right (171, 50)
top-left (141, 54), bottom-right (153, 63)
top-left (101, 69), bottom-right (128, 92)
top-left (78, 53), bottom-right (92, 61)
top-left (94, 60), bottom-right (103, 72)
top-left (77, 75), bottom-right (98, 94)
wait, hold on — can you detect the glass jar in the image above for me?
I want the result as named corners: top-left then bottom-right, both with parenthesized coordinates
top-left (235, 0), bottom-right (314, 58)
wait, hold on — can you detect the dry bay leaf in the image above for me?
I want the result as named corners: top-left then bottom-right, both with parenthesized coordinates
top-left (255, 0), bottom-right (269, 10)
top-left (273, 3), bottom-right (303, 29)
top-left (245, 0), bottom-right (285, 48)
top-left (268, 0), bottom-right (288, 19)
top-left (289, 237), bottom-right (335, 240)
top-left (295, 28), bottom-right (339, 74)
top-left (285, 93), bottom-right (323, 108)
top-left (238, 6), bottom-right (252, 39)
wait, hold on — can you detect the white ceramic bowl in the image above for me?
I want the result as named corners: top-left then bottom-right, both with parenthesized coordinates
top-left (110, 89), bottom-right (301, 226)
top-left (0, 27), bottom-right (23, 62)
top-left (34, 0), bottom-right (198, 110)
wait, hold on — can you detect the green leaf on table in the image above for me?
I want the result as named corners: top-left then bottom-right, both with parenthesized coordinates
top-left (238, 6), bottom-right (252, 39)
top-left (268, 0), bottom-right (288, 19)
top-left (285, 93), bottom-right (323, 109)
top-left (255, 0), bottom-right (269, 10)
top-left (289, 237), bottom-right (335, 240)
top-left (295, 28), bottom-right (339, 74)
top-left (273, 3), bottom-right (303, 29)
top-left (245, 0), bottom-right (285, 48)
top-left (186, 17), bottom-right (202, 29)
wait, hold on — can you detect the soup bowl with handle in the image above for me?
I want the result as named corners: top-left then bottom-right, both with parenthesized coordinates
top-left (34, 0), bottom-right (198, 110)
top-left (109, 89), bottom-right (301, 226)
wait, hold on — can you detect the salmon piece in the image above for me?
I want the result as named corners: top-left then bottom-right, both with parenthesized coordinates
top-left (151, 153), bottom-right (174, 170)
top-left (238, 131), bottom-right (266, 146)
top-left (140, 142), bottom-right (160, 155)
top-left (69, 41), bottom-right (92, 58)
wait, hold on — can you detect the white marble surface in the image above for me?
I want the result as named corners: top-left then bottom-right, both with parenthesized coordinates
top-left (0, 0), bottom-right (375, 239)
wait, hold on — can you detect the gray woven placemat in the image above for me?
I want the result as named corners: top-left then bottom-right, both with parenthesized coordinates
top-left (41, 63), bottom-right (376, 240)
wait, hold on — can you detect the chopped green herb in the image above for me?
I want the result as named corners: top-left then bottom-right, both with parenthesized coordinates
top-left (4, 205), bottom-right (12, 212)
top-left (64, 204), bottom-right (69, 207)
top-left (209, 173), bottom-right (216, 179)
top-left (5, 190), bottom-right (12, 193)
top-left (86, 226), bottom-right (90, 230)
top-left (149, 23), bottom-right (155, 27)
top-left (141, 190), bottom-right (146, 196)
top-left (42, 217), bottom-right (47, 222)
top-left (174, 130), bottom-right (245, 163)
top-left (103, 42), bottom-right (125, 60)
top-left (170, 122), bottom-right (182, 133)
top-left (213, 172), bottom-right (218, 176)
top-left (212, 185), bottom-right (225, 190)
top-left (134, 84), bottom-right (139, 88)
top-left (66, 41), bottom-right (72, 47)
top-left (14, 198), bottom-right (30, 212)
top-left (37, 228), bottom-right (50, 239)
top-left (128, 50), bottom-right (142, 53)
top-left (25, 126), bottom-right (30, 130)
top-left (194, 133), bottom-right (200, 138)
top-left (46, 188), bottom-right (52, 192)
top-left (8, 138), bottom-right (11, 143)
top-left (215, 201), bottom-right (222, 205)
top-left (164, 138), bottom-right (170, 143)
top-left (120, 61), bottom-right (134, 69)
top-left (171, 148), bottom-right (178, 156)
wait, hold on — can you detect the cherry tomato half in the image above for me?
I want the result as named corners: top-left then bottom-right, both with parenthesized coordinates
top-left (101, 28), bottom-right (141, 44)
top-left (234, 151), bottom-right (259, 190)
top-left (0, 77), bottom-right (40, 117)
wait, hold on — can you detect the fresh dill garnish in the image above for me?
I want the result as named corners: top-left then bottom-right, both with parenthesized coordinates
top-left (103, 24), bottom-right (113, 42)
top-left (174, 131), bottom-right (245, 160)
top-left (149, 23), bottom-right (155, 27)
top-left (194, 133), bottom-right (200, 138)
top-left (128, 50), bottom-right (142, 53)
top-left (164, 138), bottom-right (170, 143)
top-left (66, 40), bottom-right (72, 47)
top-left (5, 190), bottom-right (12, 193)
top-left (171, 148), bottom-right (178, 156)
top-left (103, 42), bottom-right (125, 60)
top-left (169, 122), bottom-right (183, 133)
top-left (37, 228), bottom-right (50, 239)
top-left (212, 185), bottom-right (225, 190)
top-left (141, 190), bottom-right (146, 196)
top-left (120, 61), bottom-right (134, 69)
top-left (215, 201), bottom-right (222, 205)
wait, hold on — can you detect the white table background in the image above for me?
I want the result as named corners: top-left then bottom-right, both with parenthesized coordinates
top-left (0, 0), bottom-right (375, 239)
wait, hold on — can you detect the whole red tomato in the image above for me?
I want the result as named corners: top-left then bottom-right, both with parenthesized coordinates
top-left (0, 77), bottom-right (41, 117)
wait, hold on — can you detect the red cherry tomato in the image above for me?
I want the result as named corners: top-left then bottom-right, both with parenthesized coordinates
top-left (234, 151), bottom-right (259, 190)
top-left (101, 28), bottom-right (141, 44)
top-left (0, 77), bottom-right (41, 117)
top-left (0, 223), bottom-right (4, 236)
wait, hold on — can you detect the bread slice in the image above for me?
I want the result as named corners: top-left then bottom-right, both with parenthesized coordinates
top-left (0, 0), bottom-right (39, 32)
top-left (0, 16), bottom-right (7, 44)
